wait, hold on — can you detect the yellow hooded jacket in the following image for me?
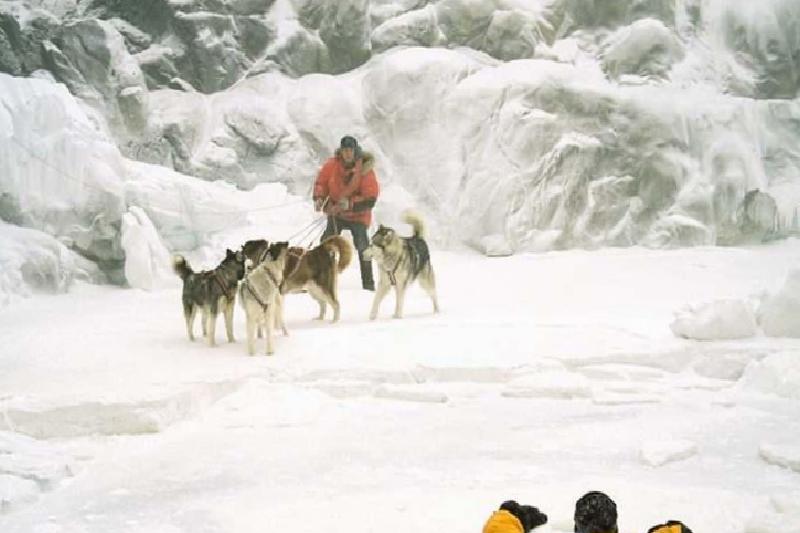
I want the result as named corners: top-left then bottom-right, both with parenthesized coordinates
top-left (483, 510), bottom-right (524, 533)
top-left (649, 524), bottom-right (683, 533)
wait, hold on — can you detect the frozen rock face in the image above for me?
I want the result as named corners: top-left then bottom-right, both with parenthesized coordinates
top-left (0, 0), bottom-right (799, 265)
top-left (601, 18), bottom-right (684, 80)
top-left (319, 0), bottom-right (372, 74)
top-left (372, 0), bottom-right (549, 61)
top-left (0, 73), bottom-right (127, 268)
top-left (46, 18), bottom-right (149, 137)
top-left (24, 0), bottom-right (279, 94)
top-left (438, 57), bottom-right (788, 250)
top-left (2, 0), bottom-right (798, 101)
top-left (706, 0), bottom-right (800, 99)
top-left (0, 9), bottom-right (58, 76)
top-left (550, 0), bottom-right (677, 32)
top-left (0, 222), bottom-right (105, 305)
top-left (371, 5), bottom-right (442, 53)
top-left (0, 72), bottom-right (296, 295)
top-left (266, 20), bottom-right (332, 77)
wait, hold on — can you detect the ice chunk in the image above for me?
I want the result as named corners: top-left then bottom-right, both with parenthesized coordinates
top-left (759, 269), bottom-right (800, 338)
top-left (479, 234), bottom-right (514, 257)
top-left (760, 443), bottom-right (800, 473)
top-left (120, 206), bottom-right (174, 290)
top-left (670, 299), bottom-right (758, 340)
top-left (739, 352), bottom-right (800, 400)
top-left (0, 222), bottom-right (105, 306)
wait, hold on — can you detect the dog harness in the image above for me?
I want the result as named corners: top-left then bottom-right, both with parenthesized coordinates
top-left (387, 253), bottom-right (402, 286)
top-left (244, 269), bottom-right (281, 311)
top-left (379, 237), bottom-right (429, 286)
top-left (214, 272), bottom-right (233, 301)
top-left (286, 248), bottom-right (306, 279)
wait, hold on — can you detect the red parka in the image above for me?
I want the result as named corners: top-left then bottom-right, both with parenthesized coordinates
top-left (313, 151), bottom-right (379, 226)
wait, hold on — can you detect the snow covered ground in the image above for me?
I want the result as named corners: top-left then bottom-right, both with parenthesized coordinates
top-left (2, 240), bottom-right (800, 533)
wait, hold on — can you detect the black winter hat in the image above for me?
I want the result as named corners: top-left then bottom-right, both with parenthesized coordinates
top-left (574, 491), bottom-right (618, 533)
top-left (340, 135), bottom-right (358, 150)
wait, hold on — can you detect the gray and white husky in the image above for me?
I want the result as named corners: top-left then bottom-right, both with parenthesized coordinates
top-left (238, 242), bottom-right (289, 355)
top-left (364, 211), bottom-right (440, 320)
top-left (173, 249), bottom-right (245, 346)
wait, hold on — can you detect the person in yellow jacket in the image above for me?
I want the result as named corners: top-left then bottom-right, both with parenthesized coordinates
top-left (483, 500), bottom-right (548, 533)
top-left (647, 520), bottom-right (693, 533)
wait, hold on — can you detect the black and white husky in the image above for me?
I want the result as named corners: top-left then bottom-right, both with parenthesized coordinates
top-left (364, 211), bottom-right (440, 319)
top-left (238, 242), bottom-right (289, 355)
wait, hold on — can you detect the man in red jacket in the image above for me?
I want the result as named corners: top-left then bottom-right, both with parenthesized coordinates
top-left (313, 135), bottom-right (379, 291)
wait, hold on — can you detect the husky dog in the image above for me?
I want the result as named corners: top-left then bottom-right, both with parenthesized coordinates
top-left (240, 238), bottom-right (271, 339)
top-left (173, 249), bottom-right (246, 346)
top-left (241, 239), bottom-right (270, 265)
top-left (281, 236), bottom-right (353, 322)
top-left (364, 211), bottom-right (439, 320)
top-left (239, 242), bottom-right (289, 356)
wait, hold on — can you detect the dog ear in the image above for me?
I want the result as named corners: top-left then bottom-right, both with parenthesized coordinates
top-left (267, 243), bottom-right (283, 261)
top-left (235, 250), bottom-right (244, 262)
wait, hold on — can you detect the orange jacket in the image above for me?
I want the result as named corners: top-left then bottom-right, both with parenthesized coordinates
top-left (313, 151), bottom-right (379, 226)
top-left (648, 521), bottom-right (692, 533)
top-left (483, 510), bottom-right (524, 533)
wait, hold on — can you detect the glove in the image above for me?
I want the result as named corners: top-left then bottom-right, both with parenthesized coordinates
top-left (314, 198), bottom-right (324, 212)
top-left (324, 201), bottom-right (341, 215)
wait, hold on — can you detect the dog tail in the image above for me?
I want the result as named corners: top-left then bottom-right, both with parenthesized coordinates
top-left (172, 255), bottom-right (193, 280)
top-left (403, 210), bottom-right (426, 239)
top-left (322, 235), bottom-right (353, 273)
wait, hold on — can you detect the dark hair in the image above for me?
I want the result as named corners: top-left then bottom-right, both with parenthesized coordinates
top-left (500, 501), bottom-right (548, 533)
top-left (574, 492), bottom-right (618, 533)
